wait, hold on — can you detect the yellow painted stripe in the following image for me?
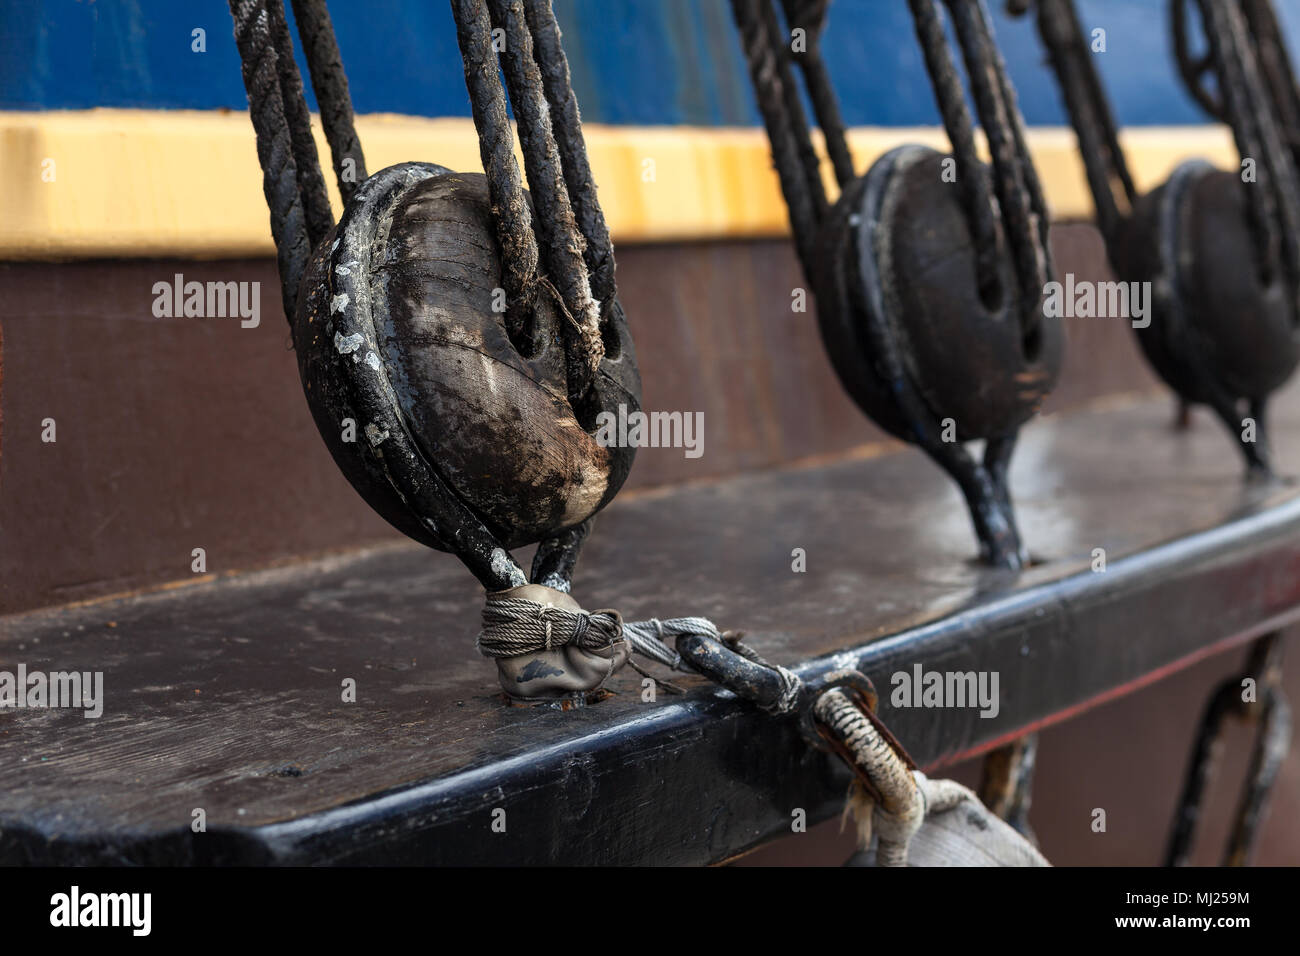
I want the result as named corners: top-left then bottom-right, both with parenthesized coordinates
top-left (0, 109), bottom-right (1238, 260)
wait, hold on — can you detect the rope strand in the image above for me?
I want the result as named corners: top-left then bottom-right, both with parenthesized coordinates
top-left (263, 0), bottom-right (334, 251)
top-left (290, 0), bottom-right (368, 206)
top-left (524, 0), bottom-right (618, 307)
top-left (229, 0), bottom-right (315, 321)
top-left (450, 0), bottom-right (542, 344)
top-left (487, 0), bottom-right (603, 395)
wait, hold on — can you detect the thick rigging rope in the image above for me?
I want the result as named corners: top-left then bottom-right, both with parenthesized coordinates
top-left (1025, 0), bottom-right (1300, 292)
top-left (1012, 0), bottom-right (1135, 250)
top-left (229, 0), bottom-right (321, 321)
top-left (262, 0), bottom-right (334, 254)
top-left (1203, 0), bottom-right (1300, 289)
top-left (290, 0), bottom-right (368, 207)
top-left (449, 0), bottom-right (543, 348)
top-left (486, 0), bottom-right (603, 395)
top-left (1240, 0), bottom-right (1300, 155)
top-left (907, 0), bottom-right (1009, 312)
top-left (781, 0), bottom-right (856, 189)
top-left (448, 0), bottom-right (612, 401)
top-left (524, 1), bottom-right (617, 308)
top-left (730, 0), bottom-right (827, 273)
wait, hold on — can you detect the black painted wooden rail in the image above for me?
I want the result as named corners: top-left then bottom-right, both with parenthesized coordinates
top-left (3, 385), bottom-right (1300, 864)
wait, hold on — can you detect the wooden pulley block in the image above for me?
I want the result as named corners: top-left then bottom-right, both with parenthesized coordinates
top-left (294, 162), bottom-right (641, 559)
top-left (1117, 160), bottom-right (1300, 471)
top-left (810, 144), bottom-right (1062, 567)
top-left (814, 145), bottom-right (1063, 445)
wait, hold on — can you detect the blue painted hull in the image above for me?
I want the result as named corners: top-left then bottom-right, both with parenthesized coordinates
top-left (4, 0), bottom-right (1298, 126)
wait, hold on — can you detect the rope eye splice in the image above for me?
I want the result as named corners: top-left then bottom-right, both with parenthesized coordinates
top-left (679, 641), bottom-right (1050, 866)
top-left (230, 0), bottom-right (730, 705)
top-left (1014, 0), bottom-right (1300, 478)
top-left (732, 0), bottom-right (1062, 573)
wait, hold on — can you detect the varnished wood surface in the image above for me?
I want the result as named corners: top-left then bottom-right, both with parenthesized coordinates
top-left (2, 382), bottom-right (1300, 864)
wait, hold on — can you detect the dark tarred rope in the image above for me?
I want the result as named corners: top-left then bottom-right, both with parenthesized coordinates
top-left (729, 0), bottom-right (825, 274)
top-left (1203, 0), bottom-right (1300, 289)
top-left (229, 0), bottom-right (315, 321)
top-left (945, 0), bottom-right (1051, 335)
top-left (780, 0), bottom-right (856, 189)
top-left (449, 0), bottom-right (542, 348)
top-left (290, 0), bottom-right (368, 207)
top-left (907, 0), bottom-right (1005, 310)
top-left (487, 0), bottom-right (603, 397)
top-left (261, 0), bottom-right (334, 252)
top-left (757, 0), bottom-right (828, 223)
top-left (1017, 0), bottom-right (1135, 251)
top-left (524, 0), bottom-right (617, 307)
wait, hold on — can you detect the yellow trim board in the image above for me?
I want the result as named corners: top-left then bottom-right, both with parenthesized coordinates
top-left (0, 109), bottom-right (1238, 260)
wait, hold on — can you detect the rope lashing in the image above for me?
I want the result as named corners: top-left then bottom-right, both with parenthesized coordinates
top-left (816, 688), bottom-right (924, 867)
top-left (478, 588), bottom-right (804, 708)
top-left (694, 658), bottom-right (1047, 865)
top-left (478, 595), bottom-right (684, 669)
